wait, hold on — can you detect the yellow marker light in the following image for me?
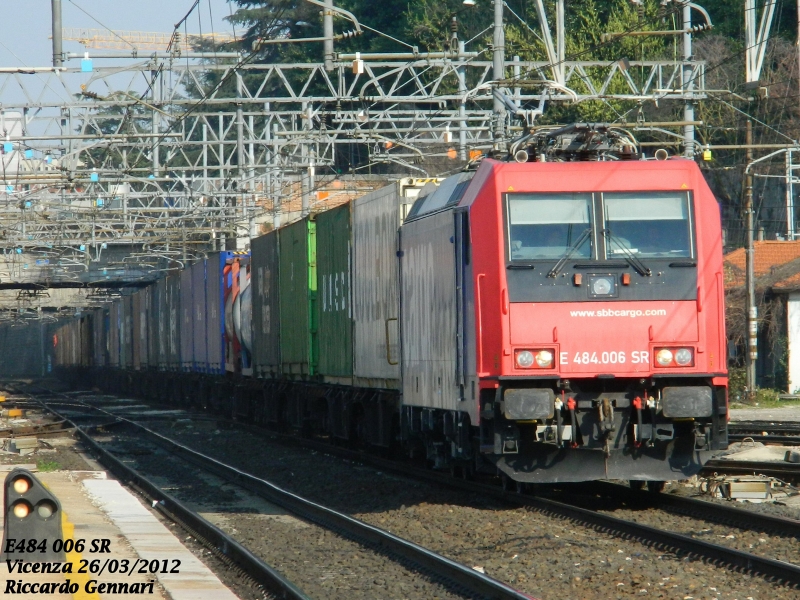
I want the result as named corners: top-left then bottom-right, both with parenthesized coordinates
top-left (12, 501), bottom-right (31, 518)
top-left (12, 476), bottom-right (31, 494)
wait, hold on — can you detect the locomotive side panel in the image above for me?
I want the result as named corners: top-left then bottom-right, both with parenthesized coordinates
top-left (317, 203), bottom-right (353, 382)
top-left (400, 209), bottom-right (458, 410)
top-left (251, 231), bottom-right (281, 377)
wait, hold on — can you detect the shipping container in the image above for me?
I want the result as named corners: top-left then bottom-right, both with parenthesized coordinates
top-left (236, 266), bottom-right (253, 376)
top-left (121, 295), bottom-right (133, 369)
top-left (108, 300), bottom-right (120, 367)
top-left (352, 179), bottom-right (428, 387)
top-left (206, 252), bottom-right (225, 374)
top-left (180, 268), bottom-right (193, 371)
top-left (154, 278), bottom-right (167, 369)
top-left (251, 230), bottom-right (281, 377)
top-left (132, 291), bottom-right (142, 370)
top-left (92, 307), bottom-right (106, 367)
top-left (279, 217), bottom-right (317, 377)
top-left (0, 322), bottom-right (44, 376)
top-left (146, 282), bottom-right (159, 369)
top-left (221, 252), bottom-right (251, 374)
top-left (316, 202), bottom-right (353, 382)
top-left (166, 274), bottom-right (181, 370)
top-left (191, 259), bottom-right (208, 372)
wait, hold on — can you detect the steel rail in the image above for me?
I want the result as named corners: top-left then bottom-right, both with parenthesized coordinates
top-left (703, 459), bottom-right (800, 480)
top-left (27, 388), bottom-right (536, 600)
top-left (9, 388), bottom-right (310, 600)
top-left (588, 481), bottom-right (800, 538)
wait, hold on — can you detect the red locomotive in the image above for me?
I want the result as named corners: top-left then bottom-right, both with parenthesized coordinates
top-left (401, 125), bottom-right (728, 484)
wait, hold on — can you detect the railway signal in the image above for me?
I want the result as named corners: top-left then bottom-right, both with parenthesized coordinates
top-left (1, 468), bottom-right (65, 562)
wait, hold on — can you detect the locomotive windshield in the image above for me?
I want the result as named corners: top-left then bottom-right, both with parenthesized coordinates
top-left (507, 193), bottom-right (593, 260)
top-left (602, 192), bottom-right (692, 258)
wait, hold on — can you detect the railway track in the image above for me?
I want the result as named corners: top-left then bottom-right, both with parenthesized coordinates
top-left (13, 384), bottom-right (800, 596)
top-left (11, 385), bottom-right (534, 600)
top-left (728, 421), bottom-right (800, 446)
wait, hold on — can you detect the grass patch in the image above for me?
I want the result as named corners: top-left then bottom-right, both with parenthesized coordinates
top-left (36, 460), bottom-right (61, 472)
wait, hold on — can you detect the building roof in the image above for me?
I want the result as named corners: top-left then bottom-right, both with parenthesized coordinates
top-left (724, 241), bottom-right (800, 289)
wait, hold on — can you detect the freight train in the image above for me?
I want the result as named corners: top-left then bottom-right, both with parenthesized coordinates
top-left (53, 125), bottom-right (729, 486)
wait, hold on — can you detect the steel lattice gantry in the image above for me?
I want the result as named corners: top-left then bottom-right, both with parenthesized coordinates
top-left (0, 51), bottom-right (705, 295)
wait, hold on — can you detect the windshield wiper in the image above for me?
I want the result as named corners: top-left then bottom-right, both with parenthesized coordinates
top-left (602, 229), bottom-right (651, 277)
top-left (548, 228), bottom-right (592, 278)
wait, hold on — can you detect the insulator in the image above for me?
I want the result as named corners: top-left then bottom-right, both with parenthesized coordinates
top-left (514, 149), bottom-right (529, 163)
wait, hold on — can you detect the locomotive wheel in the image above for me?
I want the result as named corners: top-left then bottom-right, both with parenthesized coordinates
top-left (501, 474), bottom-right (514, 492)
top-left (629, 480), bottom-right (645, 491)
top-left (647, 480), bottom-right (666, 493)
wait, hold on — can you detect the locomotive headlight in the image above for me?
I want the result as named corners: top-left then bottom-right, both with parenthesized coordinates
top-left (516, 351), bottom-right (534, 368)
top-left (515, 349), bottom-right (556, 369)
top-left (535, 350), bottom-right (554, 368)
top-left (592, 278), bottom-right (612, 295)
top-left (655, 348), bottom-right (674, 366)
top-left (588, 275), bottom-right (618, 298)
top-left (654, 347), bottom-right (695, 368)
top-left (674, 348), bottom-right (694, 366)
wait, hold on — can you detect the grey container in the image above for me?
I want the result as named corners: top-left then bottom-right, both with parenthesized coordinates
top-left (352, 179), bottom-right (430, 388)
top-left (92, 307), bottom-right (106, 367)
top-left (146, 282), bottom-right (159, 369)
top-left (180, 267), bottom-right (194, 371)
top-left (251, 230), bottom-right (281, 378)
top-left (191, 259), bottom-right (208, 372)
top-left (205, 252), bottom-right (224, 374)
top-left (166, 274), bottom-right (182, 370)
top-left (132, 290), bottom-right (142, 370)
top-left (108, 300), bottom-right (120, 367)
top-left (122, 295), bottom-right (134, 369)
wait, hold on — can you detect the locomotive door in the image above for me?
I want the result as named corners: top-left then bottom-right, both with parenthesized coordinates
top-left (454, 210), bottom-right (470, 402)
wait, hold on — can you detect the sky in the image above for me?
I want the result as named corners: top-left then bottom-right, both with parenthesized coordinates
top-left (0, 0), bottom-right (237, 69)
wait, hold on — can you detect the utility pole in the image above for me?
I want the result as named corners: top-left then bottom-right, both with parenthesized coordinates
top-left (51, 0), bottom-right (63, 67)
top-left (323, 0), bottom-right (334, 72)
top-left (745, 120), bottom-right (758, 398)
top-left (492, 0), bottom-right (506, 150)
top-left (682, 1), bottom-right (695, 158)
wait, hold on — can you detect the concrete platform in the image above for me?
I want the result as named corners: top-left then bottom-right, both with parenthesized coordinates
top-left (0, 471), bottom-right (240, 599)
top-left (729, 406), bottom-right (800, 422)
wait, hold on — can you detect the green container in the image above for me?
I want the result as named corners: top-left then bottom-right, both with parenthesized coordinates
top-left (279, 217), bottom-right (317, 376)
top-left (316, 203), bottom-right (353, 379)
